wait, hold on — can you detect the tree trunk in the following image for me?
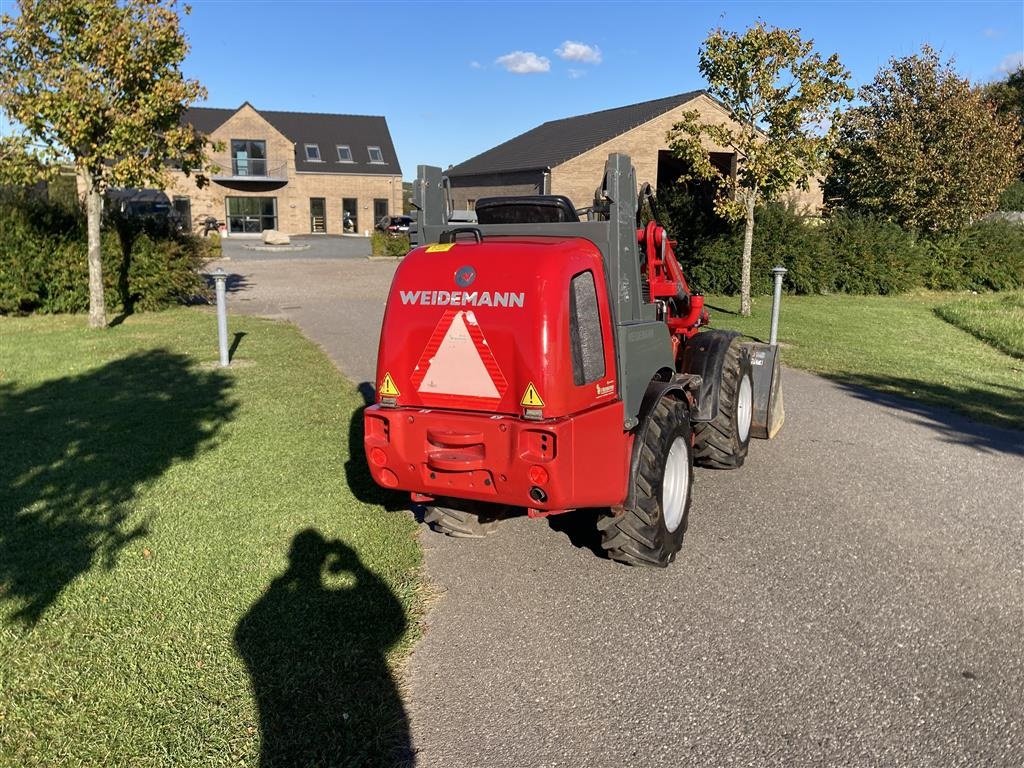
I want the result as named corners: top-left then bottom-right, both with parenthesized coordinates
top-left (84, 170), bottom-right (106, 328)
top-left (739, 190), bottom-right (757, 317)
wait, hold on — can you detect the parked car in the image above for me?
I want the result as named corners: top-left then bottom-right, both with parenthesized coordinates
top-left (376, 215), bottom-right (414, 235)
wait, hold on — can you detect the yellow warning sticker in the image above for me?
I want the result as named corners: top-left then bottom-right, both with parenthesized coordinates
top-left (425, 243), bottom-right (456, 253)
top-left (379, 373), bottom-right (401, 397)
top-left (520, 382), bottom-right (545, 408)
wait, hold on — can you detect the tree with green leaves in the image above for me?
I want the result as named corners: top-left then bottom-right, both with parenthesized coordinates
top-left (828, 47), bottom-right (1023, 233)
top-left (668, 21), bottom-right (851, 315)
top-left (0, 0), bottom-right (211, 328)
top-left (982, 66), bottom-right (1024, 131)
top-left (0, 136), bottom-right (55, 188)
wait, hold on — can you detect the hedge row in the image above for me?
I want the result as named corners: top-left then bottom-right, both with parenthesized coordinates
top-left (672, 202), bottom-right (1024, 296)
top-left (0, 192), bottom-right (211, 315)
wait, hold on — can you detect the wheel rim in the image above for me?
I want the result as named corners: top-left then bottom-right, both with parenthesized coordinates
top-left (662, 437), bottom-right (689, 533)
top-left (736, 373), bottom-right (753, 443)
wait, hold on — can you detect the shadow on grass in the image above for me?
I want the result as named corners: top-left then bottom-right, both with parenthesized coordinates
top-left (823, 372), bottom-right (1024, 456)
top-left (235, 529), bottom-right (410, 768)
top-left (344, 382), bottom-right (408, 512)
top-left (0, 350), bottom-right (237, 625)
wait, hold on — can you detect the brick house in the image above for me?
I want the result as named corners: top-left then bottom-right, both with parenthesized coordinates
top-left (164, 102), bottom-right (403, 236)
top-left (445, 91), bottom-right (822, 213)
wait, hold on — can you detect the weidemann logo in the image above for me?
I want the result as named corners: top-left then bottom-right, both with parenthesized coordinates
top-left (400, 290), bottom-right (525, 308)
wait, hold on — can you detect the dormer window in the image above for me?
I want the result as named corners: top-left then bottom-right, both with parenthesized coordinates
top-left (304, 144), bottom-right (321, 162)
top-left (336, 145), bottom-right (353, 162)
top-left (368, 146), bottom-right (385, 164)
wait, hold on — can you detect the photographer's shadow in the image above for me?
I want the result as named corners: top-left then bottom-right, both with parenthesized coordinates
top-left (235, 529), bottom-right (410, 767)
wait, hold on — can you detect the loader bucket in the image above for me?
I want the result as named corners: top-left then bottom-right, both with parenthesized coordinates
top-left (745, 342), bottom-right (784, 439)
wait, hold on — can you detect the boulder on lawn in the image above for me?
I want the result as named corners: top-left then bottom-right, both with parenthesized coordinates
top-left (262, 229), bottom-right (291, 245)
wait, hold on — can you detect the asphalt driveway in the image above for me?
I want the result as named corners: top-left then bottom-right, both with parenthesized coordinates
top-left (211, 252), bottom-right (1024, 767)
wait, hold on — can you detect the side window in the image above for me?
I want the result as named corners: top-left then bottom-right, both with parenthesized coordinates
top-left (569, 271), bottom-right (605, 386)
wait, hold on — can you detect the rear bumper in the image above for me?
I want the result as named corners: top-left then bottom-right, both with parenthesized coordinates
top-left (363, 403), bottom-right (630, 511)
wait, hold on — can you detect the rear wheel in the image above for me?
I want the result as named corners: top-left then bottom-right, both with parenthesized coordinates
top-left (693, 338), bottom-right (753, 469)
top-left (598, 398), bottom-right (693, 567)
top-left (423, 504), bottom-right (501, 539)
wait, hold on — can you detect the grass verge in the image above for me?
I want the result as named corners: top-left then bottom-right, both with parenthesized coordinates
top-left (935, 292), bottom-right (1024, 360)
top-left (0, 308), bottom-right (420, 767)
top-left (703, 292), bottom-right (1024, 431)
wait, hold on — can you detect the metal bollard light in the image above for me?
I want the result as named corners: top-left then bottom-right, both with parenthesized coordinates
top-left (213, 268), bottom-right (230, 367)
top-left (769, 265), bottom-right (787, 346)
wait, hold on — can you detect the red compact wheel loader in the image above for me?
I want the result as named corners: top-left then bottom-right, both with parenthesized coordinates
top-left (364, 154), bottom-right (784, 567)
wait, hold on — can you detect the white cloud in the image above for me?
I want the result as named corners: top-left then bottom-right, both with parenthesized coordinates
top-left (495, 51), bottom-right (551, 74)
top-left (555, 41), bottom-right (602, 64)
top-left (997, 51), bottom-right (1024, 73)
top-left (983, 28), bottom-right (1001, 39)
top-left (469, 61), bottom-right (482, 69)
top-left (568, 68), bottom-right (586, 79)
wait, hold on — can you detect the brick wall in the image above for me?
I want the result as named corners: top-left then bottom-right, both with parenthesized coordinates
top-left (446, 170), bottom-right (545, 209)
top-left (549, 94), bottom-right (823, 214)
top-left (163, 104), bottom-right (403, 235)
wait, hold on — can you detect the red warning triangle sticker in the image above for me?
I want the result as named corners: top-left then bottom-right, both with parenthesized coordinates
top-left (410, 309), bottom-right (508, 406)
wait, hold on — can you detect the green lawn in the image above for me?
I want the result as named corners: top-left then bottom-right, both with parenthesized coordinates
top-left (0, 309), bottom-right (420, 767)
top-left (703, 291), bottom-right (1024, 430)
top-left (935, 292), bottom-right (1024, 360)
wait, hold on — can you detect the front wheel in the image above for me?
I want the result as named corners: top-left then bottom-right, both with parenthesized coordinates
top-left (598, 398), bottom-right (693, 567)
top-left (693, 337), bottom-right (753, 469)
top-left (423, 503), bottom-right (502, 539)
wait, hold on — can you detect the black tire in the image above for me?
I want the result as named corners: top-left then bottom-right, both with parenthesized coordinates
top-left (693, 338), bottom-right (753, 469)
top-left (423, 504), bottom-right (501, 539)
top-left (598, 397), bottom-right (693, 567)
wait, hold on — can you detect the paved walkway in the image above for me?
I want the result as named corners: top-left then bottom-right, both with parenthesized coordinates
top-left (213, 252), bottom-right (1024, 768)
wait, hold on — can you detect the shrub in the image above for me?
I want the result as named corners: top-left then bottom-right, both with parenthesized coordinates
top-left (0, 191), bottom-right (209, 315)
top-left (684, 202), bottom-right (828, 296)
top-left (371, 232), bottom-right (410, 259)
top-left (930, 221), bottom-right (1024, 292)
top-left (826, 213), bottom-right (921, 294)
top-left (998, 180), bottom-right (1024, 211)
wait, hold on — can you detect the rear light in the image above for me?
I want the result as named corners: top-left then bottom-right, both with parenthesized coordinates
top-left (379, 469), bottom-right (399, 488)
top-left (369, 447), bottom-right (388, 467)
top-left (528, 465), bottom-right (549, 485)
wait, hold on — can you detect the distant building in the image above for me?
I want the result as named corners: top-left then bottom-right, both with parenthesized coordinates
top-left (445, 91), bottom-right (822, 214)
top-left (165, 102), bottom-right (402, 235)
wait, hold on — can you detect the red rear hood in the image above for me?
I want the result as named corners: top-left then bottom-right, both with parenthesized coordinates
top-left (373, 235), bottom-right (615, 418)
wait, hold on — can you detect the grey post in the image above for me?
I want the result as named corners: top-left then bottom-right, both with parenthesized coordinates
top-left (213, 268), bottom-right (230, 366)
top-left (769, 265), bottom-right (787, 346)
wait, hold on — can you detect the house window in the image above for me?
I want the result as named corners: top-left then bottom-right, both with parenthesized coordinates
top-left (305, 144), bottom-right (322, 162)
top-left (374, 198), bottom-right (389, 224)
top-left (310, 198), bottom-right (326, 233)
top-left (172, 196), bottom-right (192, 231)
top-left (226, 197), bottom-right (277, 234)
top-left (336, 145), bottom-right (353, 162)
top-left (342, 198), bottom-right (358, 233)
top-left (231, 139), bottom-right (266, 176)
top-left (368, 146), bottom-right (385, 164)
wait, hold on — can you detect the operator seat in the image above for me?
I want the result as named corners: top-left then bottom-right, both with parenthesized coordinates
top-left (475, 195), bottom-right (580, 225)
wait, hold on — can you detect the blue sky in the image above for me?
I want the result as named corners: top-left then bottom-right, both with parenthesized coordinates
top-left (5, 1), bottom-right (1024, 177)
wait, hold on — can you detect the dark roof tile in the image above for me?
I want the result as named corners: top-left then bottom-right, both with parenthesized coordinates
top-left (182, 105), bottom-right (401, 176)
top-left (447, 91), bottom-right (705, 177)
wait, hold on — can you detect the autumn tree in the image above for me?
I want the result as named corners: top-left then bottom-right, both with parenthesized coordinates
top-left (0, 0), bottom-right (211, 328)
top-left (668, 22), bottom-right (851, 315)
top-left (828, 47), bottom-right (1023, 233)
top-left (0, 135), bottom-right (55, 188)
